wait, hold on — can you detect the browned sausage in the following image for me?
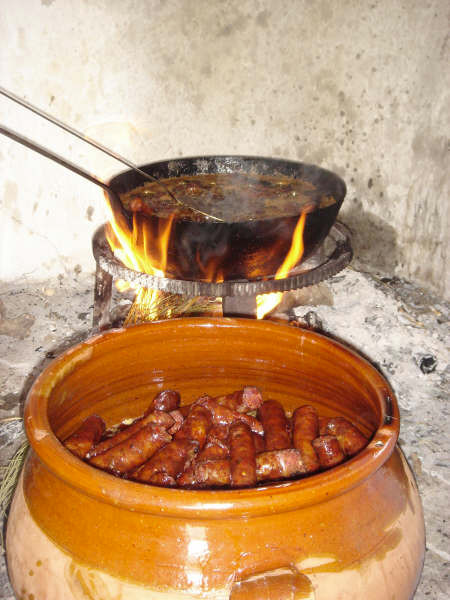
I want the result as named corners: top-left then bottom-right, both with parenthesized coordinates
top-left (292, 405), bottom-right (320, 473)
top-left (175, 405), bottom-right (211, 449)
top-left (64, 415), bottom-right (105, 459)
top-left (197, 442), bottom-right (229, 462)
top-left (178, 403), bottom-right (193, 418)
top-left (322, 417), bottom-right (367, 456)
top-left (256, 449), bottom-right (307, 482)
top-left (88, 424), bottom-right (171, 475)
top-left (148, 472), bottom-right (177, 487)
top-left (312, 435), bottom-right (345, 469)
top-left (214, 386), bottom-right (263, 413)
top-left (206, 424), bottom-right (230, 450)
top-left (176, 465), bottom-right (196, 487)
top-left (194, 459), bottom-right (231, 487)
top-left (292, 405), bottom-right (319, 442)
top-left (257, 400), bottom-right (291, 451)
top-left (253, 432), bottom-right (265, 454)
top-left (132, 439), bottom-right (198, 483)
top-left (294, 440), bottom-right (320, 473)
top-left (167, 409), bottom-right (184, 435)
top-left (146, 389), bottom-right (181, 413)
top-left (229, 422), bottom-right (256, 487)
top-left (197, 397), bottom-right (263, 434)
top-left (88, 411), bottom-right (174, 458)
top-left (318, 417), bottom-right (331, 436)
top-left (237, 413), bottom-right (264, 436)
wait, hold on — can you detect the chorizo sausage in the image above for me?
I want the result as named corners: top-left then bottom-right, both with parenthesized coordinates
top-left (132, 438), bottom-right (198, 483)
top-left (146, 389), bottom-right (181, 413)
top-left (194, 459), bottom-right (231, 487)
top-left (176, 465), bottom-right (196, 487)
top-left (87, 410), bottom-right (173, 458)
top-left (206, 424), bottom-right (230, 450)
top-left (214, 386), bottom-right (263, 413)
top-left (312, 435), bottom-right (345, 469)
top-left (229, 422), bottom-right (256, 487)
top-left (64, 415), bottom-right (105, 459)
top-left (175, 405), bottom-right (211, 449)
top-left (256, 449), bottom-right (307, 482)
top-left (253, 432), bottom-right (265, 454)
top-left (292, 405), bottom-right (320, 473)
top-left (197, 397), bottom-right (263, 434)
top-left (257, 400), bottom-right (291, 451)
top-left (197, 442), bottom-right (229, 462)
top-left (167, 409), bottom-right (185, 435)
top-left (322, 417), bottom-right (367, 456)
top-left (292, 405), bottom-right (319, 442)
top-left (88, 424), bottom-right (171, 475)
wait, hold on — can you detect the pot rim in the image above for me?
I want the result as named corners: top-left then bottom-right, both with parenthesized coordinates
top-left (24, 318), bottom-right (399, 519)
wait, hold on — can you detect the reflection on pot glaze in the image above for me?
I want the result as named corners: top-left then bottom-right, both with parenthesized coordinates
top-left (230, 567), bottom-right (315, 599)
top-left (66, 561), bottom-right (118, 600)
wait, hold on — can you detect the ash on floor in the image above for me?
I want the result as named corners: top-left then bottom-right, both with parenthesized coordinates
top-left (0, 269), bottom-right (448, 599)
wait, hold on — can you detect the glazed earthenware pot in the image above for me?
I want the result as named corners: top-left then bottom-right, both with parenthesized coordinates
top-left (7, 318), bottom-right (424, 599)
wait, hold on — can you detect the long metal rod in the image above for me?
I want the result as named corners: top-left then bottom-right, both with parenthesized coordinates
top-left (0, 124), bottom-right (111, 192)
top-left (0, 86), bottom-right (154, 182)
top-left (0, 86), bottom-right (222, 221)
top-left (0, 124), bottom-right (131, 226)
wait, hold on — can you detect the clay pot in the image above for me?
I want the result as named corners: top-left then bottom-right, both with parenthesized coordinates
top-left (7, 318), bottom-right (424, 599)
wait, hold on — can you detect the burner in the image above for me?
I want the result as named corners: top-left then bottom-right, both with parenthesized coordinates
top-left (92, 223), bottom-right (352, 328)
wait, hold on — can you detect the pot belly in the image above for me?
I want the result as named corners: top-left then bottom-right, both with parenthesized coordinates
top-left (6, 448), bottom-right (424, 600)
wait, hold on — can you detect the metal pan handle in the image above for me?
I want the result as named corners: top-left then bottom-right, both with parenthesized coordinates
top-left (0, 124), bottom-right (130, 225)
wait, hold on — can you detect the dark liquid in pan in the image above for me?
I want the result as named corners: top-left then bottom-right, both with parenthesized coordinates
top-left (120, 173), bottom-right (336, 223)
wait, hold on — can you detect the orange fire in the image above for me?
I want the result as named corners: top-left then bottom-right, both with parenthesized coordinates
top-left (104, 191), bottom-right (310, 322)
top-left (255, 210), bottom-right (309, 319)
top-left (104, 194), bottom-right (176, 321)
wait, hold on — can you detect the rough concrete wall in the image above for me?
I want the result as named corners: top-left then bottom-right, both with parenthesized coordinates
top-left (0, 0), bottom-right (448, 297)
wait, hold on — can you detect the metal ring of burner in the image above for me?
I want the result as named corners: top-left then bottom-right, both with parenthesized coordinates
top-left (92, 222), bottom-right (352, 297)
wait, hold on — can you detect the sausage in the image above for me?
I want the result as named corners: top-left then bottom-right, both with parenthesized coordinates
top-left (197, 442), bottom-right (229, 462)
top-left (318, 417), bottom-right (330, 436)
top-left (240, 386), bottom-right (264, 411)
top-left (87, 410), bottom-right (174, 458)
top-left (148, 472), bottom-right (177, 487)
top-left (178, 403), bottom-right (193, 418)
top-left (293, 440), bottom-right (320, 473)
top-left (292, 405), bottom-right (320, 473)
top-left (206, 424), bottom-right (230, 450)
top-left (312, 435), bottom-right (345, 469)
top-left (176, 465), bottom-right (197, 487)
top-left (214, 386), bottom-right (263, 413)
top-left (194, 459), bottom-right (231, 487)
top-left (256, 449), bottom-right (307, 482)
top-left (147, 390), bottom-right (181, 413)
top-left (197, 397), bottom-right (264, 434)
top-left (322, 417), bottom-right (367, 456)
top-left (237, 413), bottom-right (264, 436)
top-left (88, 424), bottom-right (171, 475)
top-left (175, 405), bottom-right (211, 449)
top-left (64, 415), bottom-right (105, 458)
top-left (132, 439), bottom-right (198, 483)
top-left (253, 432), bottom-right (265, 454)
top-left (229, 422), bottom-right (256, 487)
top-left (257, 400), bottom-right (291, 451)
top-left (292, 405), bottom-right (319, 442)
top-left (167, 409), bottom-right (185, 435)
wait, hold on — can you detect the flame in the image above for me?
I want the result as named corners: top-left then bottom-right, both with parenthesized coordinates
top-left (104, 194), bottom-right (176, 322)
top-left (256, 209), bottom-right (309, 319)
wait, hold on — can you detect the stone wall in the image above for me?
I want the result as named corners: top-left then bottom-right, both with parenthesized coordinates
top-left (1, 0), bottom-right (448, 298)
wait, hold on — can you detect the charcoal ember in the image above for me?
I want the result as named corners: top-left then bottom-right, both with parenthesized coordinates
top-left (289, 310), bottom-right (323, 331)
top-left (419, 354), bottom-right (437, 374)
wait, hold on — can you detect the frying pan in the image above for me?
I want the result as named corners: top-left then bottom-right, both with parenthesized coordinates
top-left (107, 156), bottom-right (346, 281)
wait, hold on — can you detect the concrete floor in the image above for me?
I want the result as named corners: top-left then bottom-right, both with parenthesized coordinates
top-left (0, 268), bottom-right (448, 598)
